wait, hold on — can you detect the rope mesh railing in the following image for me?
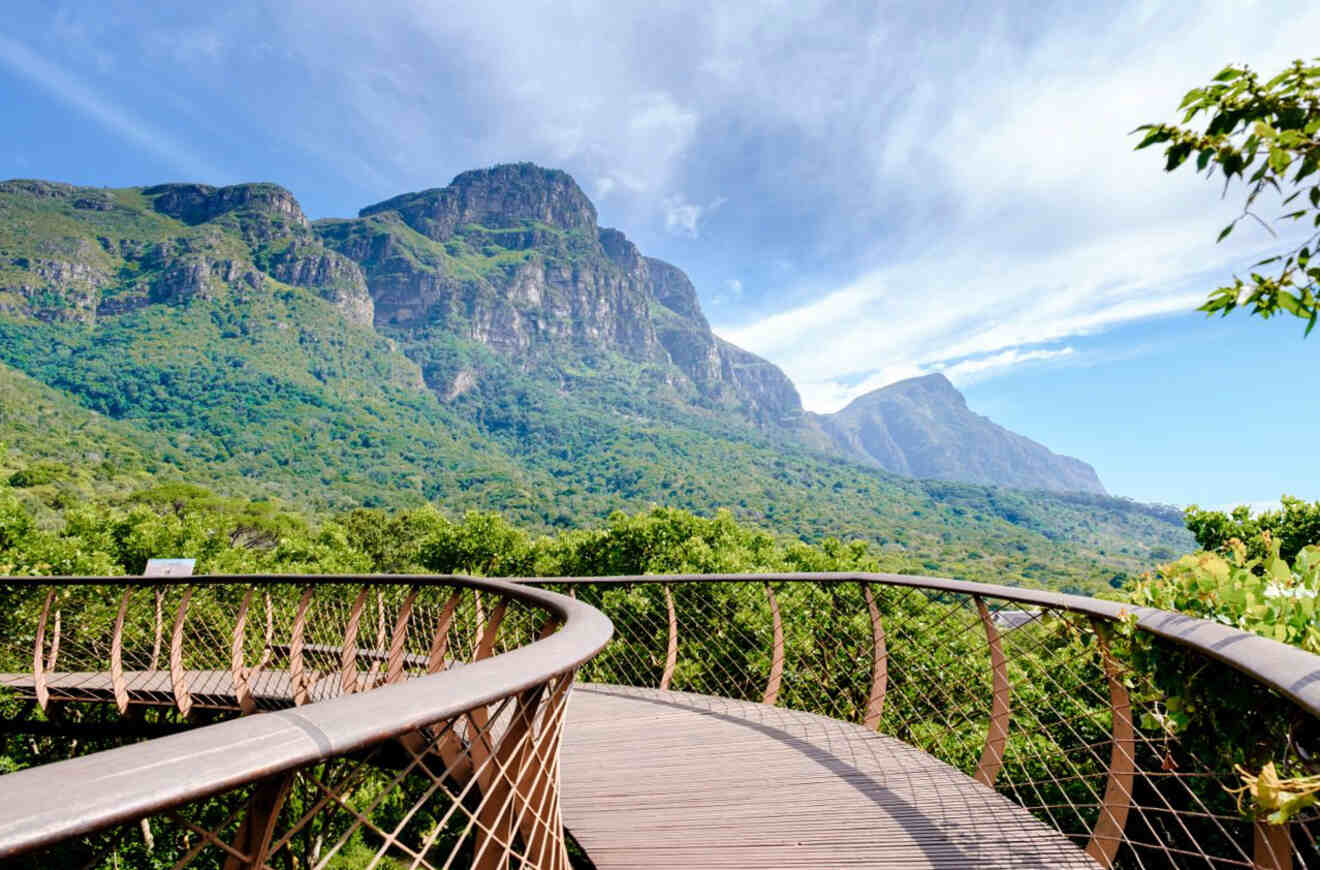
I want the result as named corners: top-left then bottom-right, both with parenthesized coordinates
top-left (3, 572), bottom-right (1320, 868)
top-left (0, 577), bottom-right (610, 869)
top-left (541, 576), bottom-right (1320, 869)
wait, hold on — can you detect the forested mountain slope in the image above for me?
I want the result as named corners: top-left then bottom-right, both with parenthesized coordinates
top-left (0, 169), bottom-right (1192, 593)
top-left (813, 374), bottom-right (1106, 494)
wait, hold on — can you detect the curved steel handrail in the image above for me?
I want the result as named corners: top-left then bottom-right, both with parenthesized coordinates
top-left (0, 574), bottom-right (614, 859)
top-left (6, 570), bottom-right (1320, 868)
top-left (519, 571), bottom-right (1320, 718)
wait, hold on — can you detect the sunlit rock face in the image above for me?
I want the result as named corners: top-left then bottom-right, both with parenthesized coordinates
top-left (815, 373), bottom-right (1107, 494)
top-left (327, 162), bottom-right (806, 424)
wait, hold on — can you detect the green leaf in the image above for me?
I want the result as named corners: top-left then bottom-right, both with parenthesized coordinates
top-left (1217, 223), bottom-right (1235, 243)
top-left (1214, 66), bottom-right (1243, 82)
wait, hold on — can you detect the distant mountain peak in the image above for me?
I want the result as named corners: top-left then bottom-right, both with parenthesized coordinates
top-left (855, 373), bottom-right (966, 407)
top-left (358, 162), bottom-right (598, 239)
top-left (817, 371), bottom-right (1104, 494)
top-left (144, 182), bottom-right (308, 229)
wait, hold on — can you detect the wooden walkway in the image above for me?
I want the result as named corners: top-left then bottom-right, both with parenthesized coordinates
top-left (561, 685), bottom-right (1096, 869)
top-left (2, 674), bottom-right (1097, 867)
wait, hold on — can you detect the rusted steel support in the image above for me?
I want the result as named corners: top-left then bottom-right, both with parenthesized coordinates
top-left (473, 591), bottom-right (487, 660)
top-left (861, 581), bottom-right (887, 729)
top-left (762, 582), bottom-right (784, 706)
top-left (111, 589), bottom-right (132, 714)
top-left (32, 589), bottom-right (55, 711)
top-left (475, 599), bottom-right (508, 661)
top-left (1254, 821), bottom-right (1294, 870)
top-left (516, 671), bottom-right (573, 867)
top-left (385, 587), bottom-right (418, 685)
top-left (221, 771), bottom-right (295, 870)
top-left (169, 588), bottom-right (195, 717)
top-left (427, 591), bottom-right (462, 674)
top-left (364, 591), bottom-right (388, 688)
top-left (46, 609), bottom-right (60, 674)
top-left (466, 600), bottom-right (511, 773)
top-left (472, 685), bottom-right (545, 870)
top-left (289, 587), bottom-right (314, 706)
top-left (231, 590), bottom-right (257, 715)
top-left (340, 587), bottom-right (370, 694)
top-left (974, 595), bottom-right (1012, 787)
top-left (149, 588), bottom-right (164, 671)
top-left (660, 585), bottom-right (678, 691)
top-left (1085, 621), bottom-right (1135, 867)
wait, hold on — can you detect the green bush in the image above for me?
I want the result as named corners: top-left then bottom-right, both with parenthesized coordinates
top-left (1185, 496), bottom-right (1320, 564)
top-left (1131, 532), bottom-right (1320, 653)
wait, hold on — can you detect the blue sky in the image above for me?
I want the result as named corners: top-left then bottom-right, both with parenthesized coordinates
top-left (2, 1), bottom-right (1316, 509)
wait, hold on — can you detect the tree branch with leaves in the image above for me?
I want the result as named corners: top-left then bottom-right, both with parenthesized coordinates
top-left (1135, 58), bottom-right (1320, 335)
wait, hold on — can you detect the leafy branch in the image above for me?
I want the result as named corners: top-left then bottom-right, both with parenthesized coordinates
top-left (1134, 58), bottom-right (1320, 335)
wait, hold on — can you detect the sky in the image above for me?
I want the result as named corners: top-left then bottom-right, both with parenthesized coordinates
top-left (2, 0), bottom-right (1316, 509)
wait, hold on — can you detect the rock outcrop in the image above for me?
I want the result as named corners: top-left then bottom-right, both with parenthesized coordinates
top-left (0, 166), bottom-right (1106, 494)
top-left (816, 374), bottom-right (1106, 494)
top-left (0, 179), bottom-right (372, 327)
top-left (321, 163), bottom-right (806, 423)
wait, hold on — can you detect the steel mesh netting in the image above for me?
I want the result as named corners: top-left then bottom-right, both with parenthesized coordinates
top-left (557, 577), bottom-right (1320, 869)
top-left (0, 580), bottom-right (579, 869)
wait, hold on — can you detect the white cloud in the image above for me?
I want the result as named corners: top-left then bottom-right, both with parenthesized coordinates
top-left (791, 347), bottom-right (1076, 414)
top-left (1208, 499), bottom-right (1283, 516)
top-left (715, 0), bottom-right (1320, 411)
top-left (941, 347), bottom-right (1077, 386)
top-left (663, 194), bottom-right (726, 237)
top-left (0, 33), bottom-right (224, 182)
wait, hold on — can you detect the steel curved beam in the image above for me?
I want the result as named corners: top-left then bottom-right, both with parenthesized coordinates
top-left (516, 571), bottom-right (1320, 719)
top-left (973, 596), bottom-right (1011, 787)
top-left (0, 575), bottom-right (613, 859)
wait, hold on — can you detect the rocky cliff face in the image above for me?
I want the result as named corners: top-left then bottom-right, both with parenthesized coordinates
top-left (0, 179), bottom-right (373, 328)
top-left (0, 166), bottom-right (1105, 495)
top-left (360, 164), bottom-right (598, 240)
top-left (320, 163), bottom-right (804, 424)
top-left (816, 374), bottom-right (1106, 494)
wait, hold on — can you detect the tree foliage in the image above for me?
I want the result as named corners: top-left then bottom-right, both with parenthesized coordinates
top-left (1136, 58), bottom-right (1320, 333)
top-left (1184, 495), bottom-right (1320, 563)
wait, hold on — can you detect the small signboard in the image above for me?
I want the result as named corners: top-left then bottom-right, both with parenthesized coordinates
top-left (143, 558), bottom-right (195, 578)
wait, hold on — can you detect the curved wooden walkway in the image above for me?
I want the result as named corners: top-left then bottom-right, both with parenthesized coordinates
top-left (561, 685), bottom-right (1096, 869)
top-left (2, 673), bottom-right (1097, 867)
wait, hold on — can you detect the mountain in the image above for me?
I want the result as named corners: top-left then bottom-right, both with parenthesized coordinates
top-left (0, 166), bottom-right (1192, 593)
top-left (314, 164), bottom-right (803, 425)
top-left (813, 374), bottom-right (1106, 494)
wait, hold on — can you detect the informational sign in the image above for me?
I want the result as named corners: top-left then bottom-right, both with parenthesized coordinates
top-left (143, 558), bottom-right (195, 578)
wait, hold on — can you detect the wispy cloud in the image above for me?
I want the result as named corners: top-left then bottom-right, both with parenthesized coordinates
top-left (663, 194), bottom-right (726, 237)
top-left (0, 33), bottom-right (224, 182)
top-left (714, 0), bottom-right (1320, 410)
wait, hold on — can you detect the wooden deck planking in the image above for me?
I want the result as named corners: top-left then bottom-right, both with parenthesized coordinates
top-left (560, 685), bottom-right (1097, 869)
top-left (2, 673), bottom-right (1099, 867)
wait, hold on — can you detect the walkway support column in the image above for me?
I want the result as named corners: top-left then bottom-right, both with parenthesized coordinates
top-left (762, 582), bottom-right (783, 706)
top-left (974, 596), bottom-right (1011, 787)
top-left (1085, 621), bottom-right (1135, 868)
top-left (659, 585), bottom-right (677, 691)
top-left (861, 581), bottom-right (887, 729)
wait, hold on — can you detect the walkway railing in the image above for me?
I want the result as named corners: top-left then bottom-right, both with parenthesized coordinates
top-left (0, 576), bottom-right (613, 868)
top-left (533, 573), bottom-right (1320, 870)
top-left (2, 571), bottom-right (1319, 868)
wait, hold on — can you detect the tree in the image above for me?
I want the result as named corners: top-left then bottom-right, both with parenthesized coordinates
top-left (1184, 495), bottom-right (1320, 564)
top-left (1135, 58), bottom-right (1320, 334)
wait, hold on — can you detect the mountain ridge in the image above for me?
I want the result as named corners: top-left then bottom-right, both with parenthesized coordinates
top-left (3, 163), bottom-right (1105, 497)
top-left (812, 373), bottom-right (1106, 494)
top-left (0, 166), bottom-right (1191, 593)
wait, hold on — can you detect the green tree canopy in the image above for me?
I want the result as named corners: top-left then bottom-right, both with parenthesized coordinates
top-left (1136, 58), bottom-right (1320, 334)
